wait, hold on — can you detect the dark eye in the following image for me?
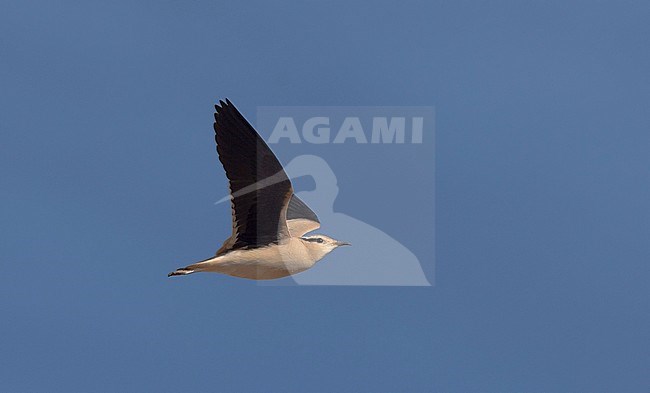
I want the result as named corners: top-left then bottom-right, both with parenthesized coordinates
top-left (316, 238), bottom-right (324, 243)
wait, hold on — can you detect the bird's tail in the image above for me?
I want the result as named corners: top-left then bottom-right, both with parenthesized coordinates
top-left (168, 256), bottom-right (217, 277)
top-left (168, 268), bottom-right (195, 277)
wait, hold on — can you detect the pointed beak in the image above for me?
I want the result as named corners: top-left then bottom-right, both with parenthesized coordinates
top-left (336, 241), bottom-right (351, 247)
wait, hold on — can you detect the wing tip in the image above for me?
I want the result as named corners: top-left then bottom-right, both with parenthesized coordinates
top-left (215, 98), bottom-right (233, 109)
top-left (215, 98), bottom-right (240, 122)
top-left (214, 98), bottom-right (232, 125)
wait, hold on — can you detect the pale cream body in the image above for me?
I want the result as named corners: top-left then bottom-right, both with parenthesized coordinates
top-left (188, 237), bottom-right (332, 280)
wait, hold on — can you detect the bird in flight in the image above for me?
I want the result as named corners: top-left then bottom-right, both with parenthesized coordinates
top-left (169, 99), bottom-right (350, 280)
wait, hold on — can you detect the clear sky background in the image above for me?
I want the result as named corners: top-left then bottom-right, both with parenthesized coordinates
top-left (1, 1), bottom-right (649, 392)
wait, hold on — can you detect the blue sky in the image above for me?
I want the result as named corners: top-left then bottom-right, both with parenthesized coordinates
top-left (1, 1), bottom-right (649, 392)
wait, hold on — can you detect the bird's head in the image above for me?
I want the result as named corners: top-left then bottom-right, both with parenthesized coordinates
top-left (300, 235), bottom-right (350, 261)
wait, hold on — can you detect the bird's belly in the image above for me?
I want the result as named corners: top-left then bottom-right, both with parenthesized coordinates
top-left (203, 243), bottom-right (314, 280)
top-left (216, 262), bottom-right (301, 280)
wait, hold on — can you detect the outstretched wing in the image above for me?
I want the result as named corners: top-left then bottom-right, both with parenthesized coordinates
top-left (286, 194), bottom-right (320, 237)
top-left (214, 99), bottom-right (293, 255)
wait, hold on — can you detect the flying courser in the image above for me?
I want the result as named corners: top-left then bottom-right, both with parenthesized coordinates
top-left (168, 99), bottom-right (349, 280)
